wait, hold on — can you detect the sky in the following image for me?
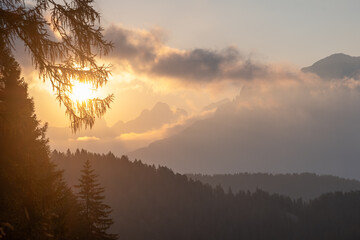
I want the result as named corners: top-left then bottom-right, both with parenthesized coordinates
top-left (95, 0), bottom-right (360, 66)
top-left (14, 0), bottom-right (360, 178)
top-left (26, 0), bottom-right (360, 126)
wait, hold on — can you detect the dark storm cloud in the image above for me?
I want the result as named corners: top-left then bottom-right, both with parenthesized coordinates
top-left (104, 26), bottom-right (269, 83)
top-left (104, 25), bottom-right (158, 65)
top-left (151, 47), bottom-right (268, 82)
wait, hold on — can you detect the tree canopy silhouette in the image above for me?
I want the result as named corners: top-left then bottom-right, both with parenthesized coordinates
top-left (53, 150), bottom-right (360, 240)
top-left (0, 40), bottom-right (86, 240)
top-left (0, 0), bottom-right (113, 132)
top-left (76, 159), bottom-right (117, 240)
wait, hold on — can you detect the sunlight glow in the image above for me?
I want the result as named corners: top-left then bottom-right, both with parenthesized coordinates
top-left (69, 81), bottom-right (96, 102)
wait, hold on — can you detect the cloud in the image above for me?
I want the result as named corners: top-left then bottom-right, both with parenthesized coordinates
top-left (104, 25), bottom-right (272, 84)
top-left (111, 102), bottom-right (187, 135)
top-left (47, 102), bottom-right (199, 153)
top-left (129, 78), bottom-right (360, 180)
top-left (75, 136), bottom-right (100, 141)
top-left (105, 25), bottom-right (161, 68)
top-left (151, 47), bottom-right (268, 82)
top-left (117, 131), bottom-right (162, 141)
top-left (113, 106), bottom-right (219, 151)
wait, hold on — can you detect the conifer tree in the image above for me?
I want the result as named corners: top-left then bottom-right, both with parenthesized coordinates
top-left (0, 39), bottom-right (82, 240)
top-left (76, 160), bottom-right (117, 240)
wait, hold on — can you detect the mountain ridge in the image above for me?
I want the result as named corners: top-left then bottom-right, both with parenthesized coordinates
top-left (111, 102), bottom-right (187, 134)
top-left (302, 53), bottom-right (360, 79)
top-left (187, 172), bottom-right (360, 200)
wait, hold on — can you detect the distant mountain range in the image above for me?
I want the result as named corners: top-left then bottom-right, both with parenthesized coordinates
top-left (129, 94), bottom-right (360, 179)
top-left (129, 54), bottom-right (360, 179)
top-left (47, 102), bottom-right (187, 153)
top-left (111, 102), bottom-right (187, 135)
top-left (188, 173), bottom-right (360, 200)
top-left (49, 102), bottom-right (187, 138)
top-left (302, 53), bottom-right (360, 79)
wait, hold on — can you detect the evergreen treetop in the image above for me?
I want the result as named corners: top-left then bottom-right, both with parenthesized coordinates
top-left (76, 159), bottom-right (117, 240)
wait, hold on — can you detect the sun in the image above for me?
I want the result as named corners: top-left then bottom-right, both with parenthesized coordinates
top-left (69, 81), bottom-right (96, 102)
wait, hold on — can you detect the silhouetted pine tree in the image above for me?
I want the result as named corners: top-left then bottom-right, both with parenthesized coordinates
top-left (76, 160), bottom-right (117, 240)
top-left (0, 40), bottom-right (83, 240)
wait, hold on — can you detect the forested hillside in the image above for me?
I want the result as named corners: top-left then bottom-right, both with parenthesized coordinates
top-left (0, 42), bottom-right (116, 240)
top-left (188, 173), bottom-right (360, 200)
top-left (52, 150), bottom-right (360, 239)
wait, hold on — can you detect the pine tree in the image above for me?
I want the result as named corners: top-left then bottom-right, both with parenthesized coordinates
top-left (0, 39), bottom-right (82, 240)
top-left (76, 160), bottom-right (117, 240)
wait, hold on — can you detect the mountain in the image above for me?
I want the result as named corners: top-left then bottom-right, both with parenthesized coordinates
top-left (302, 53), bottom-right (360, 79)
top-left (188, 173), bottom-right (360, 200)
top-left (129, 90), bottom-right (360, 179)
top-left (111, 102), bottom-right (187, 134)
top-left (47, 102), bottom-right (187, 154)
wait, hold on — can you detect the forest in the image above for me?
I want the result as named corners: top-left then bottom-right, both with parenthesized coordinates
top-left (188, 173), bottom-right (360, 200)
top-left (53, 150), bottom-right (360, 240)
top-left (0, 41), bottom-right (116, 240)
